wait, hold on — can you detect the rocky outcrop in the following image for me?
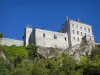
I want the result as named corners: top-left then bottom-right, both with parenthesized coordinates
top-left (64, 43), bottom-right (93, 61)
top-left (38, 42), bottom-right (94, 61)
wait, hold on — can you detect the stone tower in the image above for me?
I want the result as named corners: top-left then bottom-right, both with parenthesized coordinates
top-left (24, 25), bottom-right (32, 47)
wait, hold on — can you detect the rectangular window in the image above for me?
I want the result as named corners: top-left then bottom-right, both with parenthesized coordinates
top-left (43, 33), bottom-right (45, 37)
top-left (73, 37), bottom-right (75, 40)
top-left (85, 33), bottom-right (86, 35)
top-left (73, 30), bottom-right (75, 34)
top-left (88, 29), bottom-right (90, 33)
top-left (54, 35), bottom-right (57, 39)
top-left (80, 26), bottom-right (82, 30)
top-left (78, 38), bottom-right (79, 41)
top-left (84, 28), bottom-right (86, 31)
top-left (76, 25), bottom-right (78, 28)
top-left (77, 31), bottom-right (79, 35)
top-left (65, 37), bottom-right (66, 41)
top-left (81, 32), bottom-right (82, 35)
top-left (72, 24), bottom-right (74, 27)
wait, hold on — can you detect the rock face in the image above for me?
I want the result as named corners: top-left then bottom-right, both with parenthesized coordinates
top-left (0, 51), bottom-right (6, 59)
top-left (38, 47), bottom-right (63, 59)
top-left (0, 51), bottom-right (10, 64)
top-left (64, 43), bottom-right (93, 61)
top-left (38, 41), bottom-right (93, 61)
top-left (38, 35), bottom-right (95, 61)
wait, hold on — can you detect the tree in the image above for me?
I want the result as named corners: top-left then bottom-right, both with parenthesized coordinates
top-left (0, 57), bottom-right (11, 75)
top-left (0, 32), bottom-right (3, 38)
top-left (26, 43), bottom-right (39, 60)
top-left (0, 32), bottom-right (3, 44)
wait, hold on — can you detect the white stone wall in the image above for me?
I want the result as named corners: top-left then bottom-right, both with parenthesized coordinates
top-left (35, 28), bottom-right (69, 49)
top-left (25, 27), bottom-right (32, 47)
top-left (69, 20), bottom-right (94, 46)
top-left (0, 38), bottom-right (23, 46)
top-left (63, 20), bottom-right (94, 47)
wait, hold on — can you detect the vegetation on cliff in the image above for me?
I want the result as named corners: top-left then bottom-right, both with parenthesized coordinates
top-left (0, 44), bottom-right (100, 75)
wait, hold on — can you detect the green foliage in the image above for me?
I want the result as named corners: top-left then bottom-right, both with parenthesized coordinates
top-left (0, 32), bottom-right (3, 38)
top-left (0, 44), bottom-right (100, 75)
top-left (3, 45), bottom-right (28, 62)
top-left (0, 45), bottom-right (4, 52)
top-left (0, 57), bottom-right (11, 75)
top-left (26, 43), bottom-right (39, 60)
top-left (90, 45), bottom-right (100, 59)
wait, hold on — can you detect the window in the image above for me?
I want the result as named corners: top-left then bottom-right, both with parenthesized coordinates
top-left (85, 33), bottom-right (86, 35)
top-left (77, 38), bottom-right (79, 41)
top-left (90, 38), bottom-right (91, 41)
top-left (54, 35), bottom-right (57, 39)
top-left (65, 37), bottom-right (66, 41)
top-left (88, 29), bottom-right (90, 33)
top-left (81, 32), bottom-right (82, 35)
top-left (72, 24), bottom-right (74, 27)
top-left (73, 30), bottom-right (75, 34)
top-left (84, 28), bottom-right (86, 31)
top-left (80, 26), bottom-right (82, 30)
top-left (77, 31), bottom-right (79, 35)
top-left (76, 25), bottom-right (78, 28)
top-left (43, 33), bottom-right (45, 37)
top-left (73, 37), bottom-right (75, 40)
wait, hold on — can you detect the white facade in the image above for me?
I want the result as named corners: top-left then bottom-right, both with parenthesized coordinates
top-left (62, 19), bottom-right (94, 47)
top-left (34, 28), bottom-right (69, 49)
top-left (0, 17), bottom-right (95, 48)
top-left (24, 25), bottom-right (32, 47)
top-left (23, 18), bottom-right (95, 49)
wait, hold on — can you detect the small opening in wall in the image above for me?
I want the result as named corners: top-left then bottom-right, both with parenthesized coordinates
top-left (77, 31), bottom-right (79, 35)
top-left (78, 38), bottom-right (79, 41)
top-left (80, 26), bottom-right (82, 30)
top-left (85, 33), bottom-right (86, 35)
top-left (84, 28), bottom-right (86, 31)
top-left (54, 35), bottom-right (57, 39)
top-left (73, 30), bottom-right (75, 34)
top-left (88, 29), bottom-right (90, 33)
top-left (90, 38), bottom-right (91, 41)
top-left (65, 37), bottom-right (66, 41)
top-left (43, 33), bottom-right (45, 37)
top-left (81, 32), bottom-right (82, 35)
top-left (73, 37), bottom-right (75, 40)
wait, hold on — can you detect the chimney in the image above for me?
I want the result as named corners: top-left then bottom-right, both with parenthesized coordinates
top-left (66, 16), bottom-right (69, 21)
top-left (76, 18), bottom-right (80, 21)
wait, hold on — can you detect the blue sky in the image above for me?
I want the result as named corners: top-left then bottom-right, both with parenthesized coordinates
top-left (0, 0), bottom-right (100, 42)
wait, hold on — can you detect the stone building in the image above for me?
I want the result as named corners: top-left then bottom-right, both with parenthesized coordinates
top-left (24, 26), bottom-right (69, 49)
top-left (24, 17), bottom-right (95, 48)
top-left (0, 17), bottom-right (95, 48)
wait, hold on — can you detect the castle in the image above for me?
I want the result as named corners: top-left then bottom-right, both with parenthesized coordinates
top-left (0, 17), bottom-right (96, 49)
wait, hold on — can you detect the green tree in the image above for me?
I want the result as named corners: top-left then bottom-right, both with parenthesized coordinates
top-left (0, 57), bottom-right (11, 75)
top-left (0, 32), bottom-right (3, 44)
top-left (26, 43), bottom-right (39, 60)
top-left (0, 32), bottom-right (3, 38)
